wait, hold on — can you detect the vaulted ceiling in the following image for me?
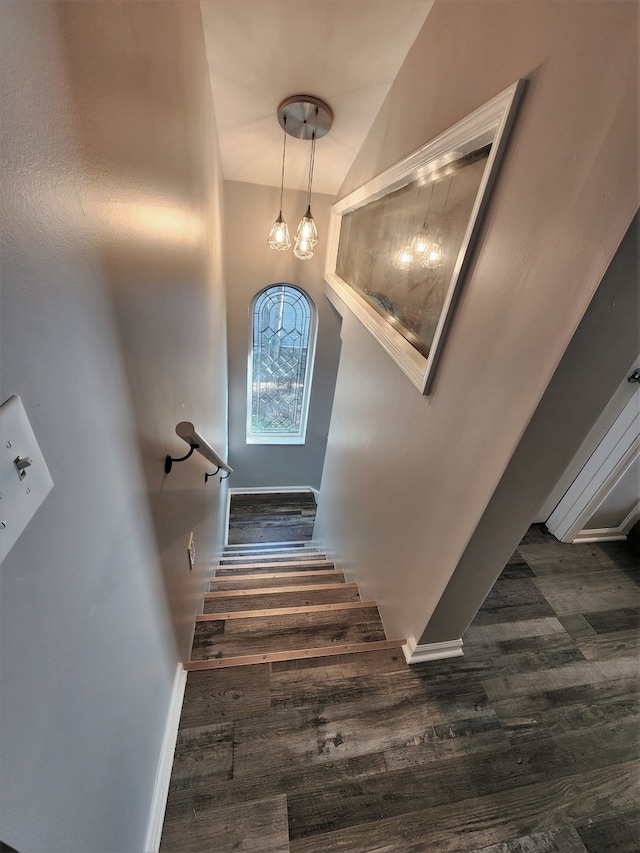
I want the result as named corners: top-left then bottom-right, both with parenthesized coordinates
top-left (200, 0), bottom-right (434, 197)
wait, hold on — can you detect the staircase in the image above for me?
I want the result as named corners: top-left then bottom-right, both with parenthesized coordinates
top-left (185, 540), bottom-right (404, 671)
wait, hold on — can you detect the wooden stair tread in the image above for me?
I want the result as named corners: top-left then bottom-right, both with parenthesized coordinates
top-left (215, 558), bottom-right (333, 575)
top-left (211, 569), bottom-right (344, 589)
top-left (220, 551), bottom-right (321, 561)
top-left (191, 606), bottom-right (386, 660)
top-left (192, 506), bottom-right (393, 675)
top-left (198, 600), bottom-right (374, 621)
top-left (223, 539), bottom-right (314, 549)
top-left (203, 584), bottom-right (359, 613)
top-left (184, 639), bottom-right (406, 670)
top-left (205, 582), bottom-right (356, 598)
top-left (220, 552), bottom-right (325, 564)
top-left (194, 604), bottom-right (383, 634)
top-left (223, 544), bottom-right (314, 556)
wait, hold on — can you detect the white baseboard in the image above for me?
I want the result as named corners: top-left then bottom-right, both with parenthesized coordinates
top-left (144, 664), bottom-right (187, 853)
top-left (224, 487), bottom-right (232, 547)
top-left (228, 486), bottom-right (316, 495)
top-left (403, 637), bottom-right (464, 665)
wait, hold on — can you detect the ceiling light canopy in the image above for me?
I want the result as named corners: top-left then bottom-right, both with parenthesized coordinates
top-left (267, 95), bottom-right (333, 261)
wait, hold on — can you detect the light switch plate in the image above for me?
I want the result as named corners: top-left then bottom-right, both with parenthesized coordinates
top-left (0, 395), bottom-right (54, 563)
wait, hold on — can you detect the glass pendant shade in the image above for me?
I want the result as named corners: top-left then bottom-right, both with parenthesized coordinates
top-left (293, 236), bottom-right (314, 261)
top-left (410, 231), bottom-right (430, 257)
top-left (393, 244), bottom-right (414, 270)
top-left (295, 206), bottom-right (318, 247)
top-left (267, 212), bottom-right (291, 251)
top-left (419, 239), bottom-right (444, 269)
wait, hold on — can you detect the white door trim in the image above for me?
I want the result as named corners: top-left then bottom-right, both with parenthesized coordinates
top-left (547, 388), bottom-right (640, 542)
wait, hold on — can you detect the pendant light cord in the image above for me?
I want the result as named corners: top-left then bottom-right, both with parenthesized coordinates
top-left (436, 175), bottom-right (454, 240)
top-left (306, 107), bottom-right (318, 209)
top-left (279, 117), bottom-right (287, 214)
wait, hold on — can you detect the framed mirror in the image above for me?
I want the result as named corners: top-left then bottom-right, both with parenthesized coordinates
top-left (324, 80), bottom-right (524, 394)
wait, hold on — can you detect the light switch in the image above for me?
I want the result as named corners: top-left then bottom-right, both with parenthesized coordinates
top-left (0, 395), bottom-right (54, 564)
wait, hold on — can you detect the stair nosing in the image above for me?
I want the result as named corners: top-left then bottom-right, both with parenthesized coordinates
top-left (224, 540), bottom-right (314, 549)
top-left (220, 553), bottom-right (324, 563)
top-left (196, 600), bottom-right (376, 621)
top-left (223, 543), bottom-right (317, 551)
top-left (215, 559), bottom-right (333, 572)
top-left (204, 582), bottom-right (357, 598)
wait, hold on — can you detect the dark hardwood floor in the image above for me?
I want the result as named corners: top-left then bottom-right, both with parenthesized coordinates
top-left (160, 494), bottom-right (640, 852)
top-left (225, 492), bottom-right (316, 545)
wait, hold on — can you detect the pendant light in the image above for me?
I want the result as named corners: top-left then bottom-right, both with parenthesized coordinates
top-left (269, 95), bottom-right (333, 260)
top-left (294, 112), bottom-right (319, 259)
top-left (392, 244), bottom-right (414, 270)
top-left (267, 117), bottom-right (291, 251)
top-left (420, 238), bottom-right (444, 269)
top-left (410, 182), bottom-right (436, 261)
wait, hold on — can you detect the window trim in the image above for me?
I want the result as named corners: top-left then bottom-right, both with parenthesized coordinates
top-left (246, 283), bottom-right (318, 446)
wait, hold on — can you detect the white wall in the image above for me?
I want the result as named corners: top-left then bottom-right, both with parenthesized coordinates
top-left (0, 3), bottom-right (227, 851)
top-left (315, 0), bottom-right (638, 648)
top-left (225, 181), bottom-right (342, 490)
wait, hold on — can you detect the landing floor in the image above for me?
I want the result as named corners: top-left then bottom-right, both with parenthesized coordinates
top-left (161, 496), bottom-right (639, 852)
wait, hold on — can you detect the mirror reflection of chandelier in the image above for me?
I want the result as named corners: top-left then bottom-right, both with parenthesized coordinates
top-left (393, 244), bottom-right (414, 270)
top-left (392, 232), bottom-right (444, 271)
top-left (390, 176), bottom-right (452, 272)
top-left (420, 237), bottom-right (444, 268)
top-left (267, 95), bottom-right (333, 261)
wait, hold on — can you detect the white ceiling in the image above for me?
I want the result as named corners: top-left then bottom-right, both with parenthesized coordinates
top-left (200, 0), bottom-right (434, 197)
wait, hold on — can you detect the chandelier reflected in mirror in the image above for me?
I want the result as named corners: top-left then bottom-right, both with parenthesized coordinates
top-left (267, 95), bottom-right (333, 261)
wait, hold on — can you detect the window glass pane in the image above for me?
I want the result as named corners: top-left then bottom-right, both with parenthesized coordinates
top-left (248, 285), bottom-right (314, 442)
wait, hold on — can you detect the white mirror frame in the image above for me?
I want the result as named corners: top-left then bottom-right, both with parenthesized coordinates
top-left (324, 80), bottom-right (525, 394)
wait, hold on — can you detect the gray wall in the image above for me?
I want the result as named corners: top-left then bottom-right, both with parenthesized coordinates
top-left (315, 0), bottom-right (638, 649)
top-left (225, 181), bottom-right (342, 490)
top-left (422, 214), bottom-right (638, 642)
top-left (0, 3), bottom-right (228, 851)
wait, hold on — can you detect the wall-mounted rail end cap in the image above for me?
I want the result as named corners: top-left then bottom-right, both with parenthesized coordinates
top-left (176, 421), bottom-right (197, 441)
top-left (174, 421), bottom-right (233, 474)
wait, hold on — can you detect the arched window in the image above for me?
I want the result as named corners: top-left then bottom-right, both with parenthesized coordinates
top-left (247, 284), bottom-right (317, 444)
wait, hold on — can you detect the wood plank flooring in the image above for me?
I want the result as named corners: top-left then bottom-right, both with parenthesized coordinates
top-left (161, 495), bottom-right (640, 852)
top-left (226, 492), bottom-right (316, 545)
